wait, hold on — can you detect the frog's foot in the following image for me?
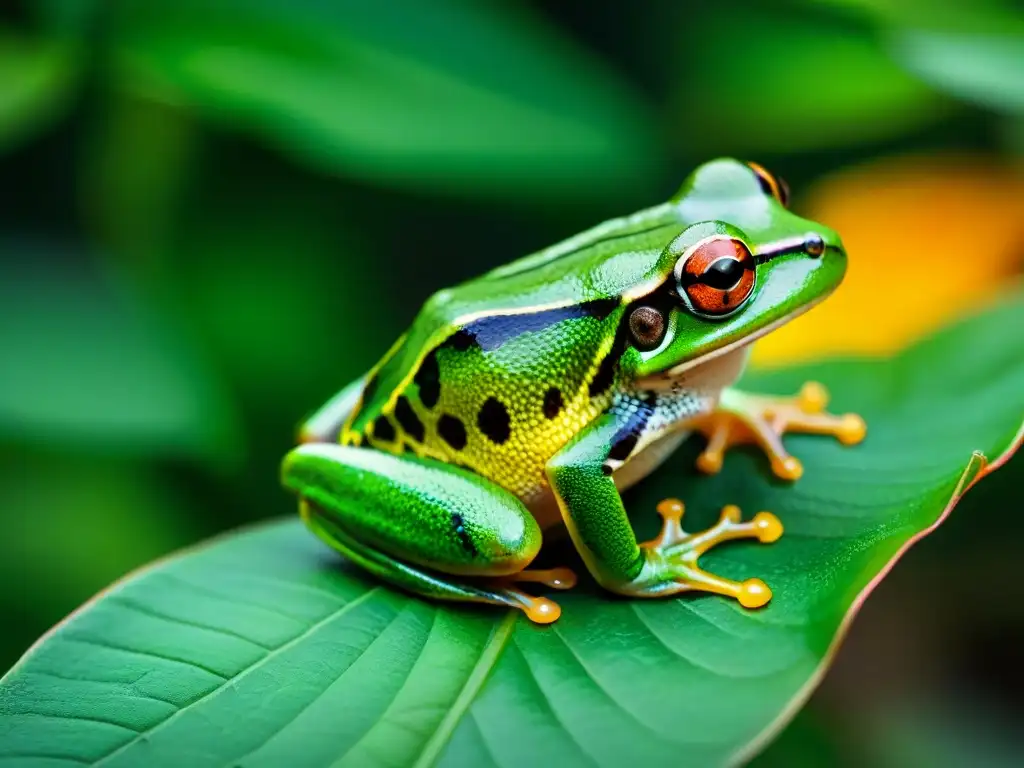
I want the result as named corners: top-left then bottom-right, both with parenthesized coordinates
top-left (692, 382), bottom-right (866, 481)
top-left (636, 499), bottom-right (783, 608)
top-left (486, 586), bottom-right (565, 624)
top-left (485, 567), bottom-right (577, 625)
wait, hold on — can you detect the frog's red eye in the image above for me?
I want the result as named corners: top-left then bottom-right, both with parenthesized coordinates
top-left (747, 161), bottom-right (789, 208)
top-left (675, 237), bottom-right (756, 318)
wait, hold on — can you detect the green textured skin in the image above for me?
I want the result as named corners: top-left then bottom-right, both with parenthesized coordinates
top-left (282, 157), bottom-right (848, 607)
top-left (358, 305), bottom-right (627, 499)
top-left (283, 443), bottom-right (540, 576)
top-left (298, 502), bottom-right (529, 605)
top-left (546, 413), bottom-right (644, 585)
top-left (346, 158), bottom-right (843, 434)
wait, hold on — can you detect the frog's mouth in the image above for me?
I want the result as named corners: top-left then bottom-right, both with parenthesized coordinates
top-left (637, 293), bottom-right (828, 390)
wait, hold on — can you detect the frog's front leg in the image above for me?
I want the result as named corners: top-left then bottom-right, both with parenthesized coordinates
top-left (282, 444), bottom-right (575, 624)
top-left (691, 382), bottom-right (867, 480)
top-left (546, 414), bottom-right (782, 608)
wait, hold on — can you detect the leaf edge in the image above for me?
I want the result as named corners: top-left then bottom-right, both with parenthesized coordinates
top-left (727, 418), bottom-right (1024, 767)
top-left (0, 521), bottom-right (267, 686)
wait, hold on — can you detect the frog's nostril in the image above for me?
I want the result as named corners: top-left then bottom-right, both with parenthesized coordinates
top-left (803, 232), bottom-right (826, 258)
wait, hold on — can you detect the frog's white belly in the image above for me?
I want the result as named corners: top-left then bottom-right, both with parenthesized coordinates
top-left (613, 429), bottom-right (691, 493)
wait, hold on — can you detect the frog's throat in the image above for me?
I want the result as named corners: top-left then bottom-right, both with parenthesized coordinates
top-left (638, 292), bottom-right (828, 389)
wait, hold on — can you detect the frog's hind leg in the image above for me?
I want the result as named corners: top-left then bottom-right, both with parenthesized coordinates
top-left (283, 443), bottom-right (573, 624)
top-left (299, 501), bottom-right (567, 623)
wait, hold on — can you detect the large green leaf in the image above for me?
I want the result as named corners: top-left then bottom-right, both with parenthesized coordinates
top-left (2, 296), bottom-right (1022, 767)
top-left (106, 0), bottom-right (659, 201)
top-left (889, 29), bottom-right (1024, 114)
top-left (667, 6), bottom-right (948, 154)
top-left (801, 1), bottom-right (1024, 115)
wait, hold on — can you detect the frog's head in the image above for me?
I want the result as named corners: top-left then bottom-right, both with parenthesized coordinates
top-left (626, 158), bottom-right (847, 385)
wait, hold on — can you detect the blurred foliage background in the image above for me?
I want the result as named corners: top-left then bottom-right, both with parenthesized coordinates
top-left (1, 0), bottom-right (1022, 763)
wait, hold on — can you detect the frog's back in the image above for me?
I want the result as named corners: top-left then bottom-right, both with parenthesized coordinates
top-left (343, 202), bottom-right (684, 498)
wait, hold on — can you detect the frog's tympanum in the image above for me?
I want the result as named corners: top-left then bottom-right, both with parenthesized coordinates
top-left (282, 159), bottom-right (866, 623)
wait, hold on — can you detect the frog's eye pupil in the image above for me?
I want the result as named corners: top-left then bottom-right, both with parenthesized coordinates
top-left (628, 305), bottom-right (666, 351)
top-left (675, 236), bottom-right (756, 319)
top-left (703, 257), bottom-right (744, 290)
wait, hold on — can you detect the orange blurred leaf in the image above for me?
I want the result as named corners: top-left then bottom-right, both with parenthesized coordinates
top-left (753, 154), bottom-right (1024, 367)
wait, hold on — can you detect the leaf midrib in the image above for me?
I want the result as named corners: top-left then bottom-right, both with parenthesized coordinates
top-left (412, 610), bottom-right (517, 768)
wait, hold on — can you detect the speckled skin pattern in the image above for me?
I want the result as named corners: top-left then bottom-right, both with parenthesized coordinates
top-left (356, 303), bottom-right (624, 501)
top-left (282, 157), bottom-right (849, 611)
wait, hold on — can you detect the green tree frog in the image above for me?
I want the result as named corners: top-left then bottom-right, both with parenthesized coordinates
top-left (282, 159), bottom-right (866, 624)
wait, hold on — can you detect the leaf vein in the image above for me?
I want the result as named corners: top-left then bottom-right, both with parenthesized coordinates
top-left (221, 571), bottom-right (354, 605)
top-left (506, 638), bottom-right (600, 767)
top-left (0, 754), bottom-right (90, 765)
top-left (158, 573), bottom-right (313, 624)
top-left (106, 595), bottom-right (275, 651)
top-left (466, 708), bottom-right (505, 768)
top-left (59, 636), bottom-right (229, 681)
top-left (91, 587), bottom-right (384, 766)
top-left (5, 710), bottom-right (140, 734)
top-left (23, 670), bottom-right (182, 708)
top-left (412, 610), bottom-right (517, 768)
top-left (227, 602), bottom-right (413, 767)
top-left (673, 600), bottom-right (751, 639)
top-left (327, 604), bottom-right (438, 765)
top-left (627, 603), bottom-right (740, 676)
top-left (549, 624), bottom-right (679, 748)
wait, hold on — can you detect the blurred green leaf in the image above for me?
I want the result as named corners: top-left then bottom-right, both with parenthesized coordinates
top-left (80, 97), bottom-right (198, 287)
top-left (0, 451), bottom-right (196, 672)
top-left (0, 34), bottom-right (78, 152)
top-left (672, 8), bottom-right (948, 153)
top-left (176, 201), bottom-right (379, 400)
top-left (748, 706), bottom-right (847, 768)
top-left (890, 30), bottom-right (1024, 114)
top-left (856, 698), bottom-right (1024, 768)
top-left (31, 0), bottom-right (102, 36)
top-left (79, 95), bottom-right (385, 399)
top-left (801, 0), bottom-right (1024, 115)
top-left (0, 244), bottom-right (242, 463)
top-left (800, 0), bottom-right (1017, 27)
top-left (752, 694), bottom-right (1024, 768)
top-left (1, 296), bottom-right (1021, 766)
top-left (106, 0), bottom-right (660, 201)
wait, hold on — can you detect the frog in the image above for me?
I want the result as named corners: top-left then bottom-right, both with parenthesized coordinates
top-left (281, 158), bottom-right (866, 624)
